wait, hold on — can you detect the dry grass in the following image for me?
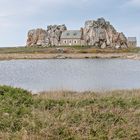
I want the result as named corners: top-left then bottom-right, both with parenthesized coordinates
top-left (1, 46), bottom-right (140, 60)
top-left (0, 86), bottom-right (140, 139)
top-left (0, 46), bottom-right (140, 54)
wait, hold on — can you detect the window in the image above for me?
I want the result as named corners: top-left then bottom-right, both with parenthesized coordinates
top-left (74, 40), bottom-right (77, 44)
top-left (67, 33), bottom-right (70, 36)
top-left (73, 33), bottom-right (77, 36)
top-left (63, 40), bottom-right (67, 44)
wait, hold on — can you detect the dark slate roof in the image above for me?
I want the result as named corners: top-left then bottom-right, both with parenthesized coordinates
top-left (61, 30), bottom-right (82, 39)
top-left (128, 37), bottom-right (137, 42)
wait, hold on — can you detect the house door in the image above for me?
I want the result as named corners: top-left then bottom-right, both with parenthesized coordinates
top-left (69, 40), bottom-right (72, 46)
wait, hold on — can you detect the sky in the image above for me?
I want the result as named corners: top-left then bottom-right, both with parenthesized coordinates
top-left (0, 0), bottom-right (140, 47)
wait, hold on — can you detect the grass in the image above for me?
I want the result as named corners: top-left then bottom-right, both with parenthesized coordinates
top-left (0, 86), bottom-right (140, 139)
top-left (0, 46), bottom-right (140, 54)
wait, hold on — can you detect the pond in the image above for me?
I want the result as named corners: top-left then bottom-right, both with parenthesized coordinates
top-left (0, 59), bottom-right (140, 92)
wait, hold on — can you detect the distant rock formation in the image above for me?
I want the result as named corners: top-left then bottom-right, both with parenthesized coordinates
top-left (27, 28), bottom-right (47, 46)
top-left (27, 25), bottom-right (67, 47)
top-left (26, 18), bottom-right (131, 48)
top-left (83, 18), bottom-right (128, 48)
top-left (47, 24), bottom-right (67, 46)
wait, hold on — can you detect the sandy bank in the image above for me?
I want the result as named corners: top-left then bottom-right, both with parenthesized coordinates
top-left (0, 53), bottom-right (140, 60)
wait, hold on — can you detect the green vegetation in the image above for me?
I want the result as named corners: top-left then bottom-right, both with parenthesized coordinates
top-left (0, 86), bottom-right (140, 139)
top-left (0, 46), bottom-right (140, 54)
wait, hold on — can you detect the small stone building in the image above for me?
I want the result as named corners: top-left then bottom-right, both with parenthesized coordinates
top-left (127, 37), bottom-right (137, 47)
top-left (60, 30), bottom-right (85, 46)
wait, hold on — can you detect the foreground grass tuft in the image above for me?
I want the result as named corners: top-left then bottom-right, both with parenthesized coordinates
top-left (0, 86), bottom-right (140, 139)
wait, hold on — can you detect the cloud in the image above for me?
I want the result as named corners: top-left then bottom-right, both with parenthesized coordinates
top-left (129, 0), bottom-right (140, 5)
top-left (124, 0), bottom-right (140, 7)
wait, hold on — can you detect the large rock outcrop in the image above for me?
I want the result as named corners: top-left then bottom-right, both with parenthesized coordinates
top-left (26, 18), bottom-right (129, 48)
top-left (83, 18), bottom-right (128, 48)
top-left (47, 25), bottom-right (67, 46)
top-left (27, 24), bottom-right (67, 47)
top-left (27, 28), bottom-right (48, 46)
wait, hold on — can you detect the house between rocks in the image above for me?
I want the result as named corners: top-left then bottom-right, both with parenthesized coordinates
top-left (59, 30), bottom-right (137, 48)
top-left (26, 18), bottom-right (137, 48)
top-left (60, 29), bottom-right (85, 46)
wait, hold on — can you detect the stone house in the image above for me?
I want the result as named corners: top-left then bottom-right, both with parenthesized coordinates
top-left (127, 37), bottom-right (137, 47)
top-left (60, 30), bottom-right (85, 46)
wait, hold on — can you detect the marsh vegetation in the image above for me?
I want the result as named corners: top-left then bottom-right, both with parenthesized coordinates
top-left (0, 86), bottom-right (140, 139)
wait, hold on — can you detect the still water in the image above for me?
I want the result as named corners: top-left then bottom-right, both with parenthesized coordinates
top-left (0, 59), bottom-right (140, 92)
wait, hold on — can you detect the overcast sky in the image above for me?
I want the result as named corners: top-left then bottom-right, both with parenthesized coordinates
top-left (0, 0), bottom-right (140, 47)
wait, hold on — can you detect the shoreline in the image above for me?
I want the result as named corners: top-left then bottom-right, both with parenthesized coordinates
top-left (0, 53), bottom-right (140, 60)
